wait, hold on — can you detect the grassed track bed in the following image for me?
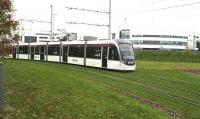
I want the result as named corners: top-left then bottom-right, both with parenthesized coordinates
top-left (2, 60), bottom-right (200, 119)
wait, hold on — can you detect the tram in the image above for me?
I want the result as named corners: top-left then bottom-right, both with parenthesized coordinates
top-left (11, 39), bottom-right (136, 71)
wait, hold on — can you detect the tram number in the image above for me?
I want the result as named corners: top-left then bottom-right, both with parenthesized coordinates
top-left (34, 56), bottom-right (39, 59)
top-left (72, 59), bottom-right (78, 62)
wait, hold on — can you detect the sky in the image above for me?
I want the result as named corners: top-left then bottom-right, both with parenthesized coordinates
top-left (13, 0), bottom-right (200, 39)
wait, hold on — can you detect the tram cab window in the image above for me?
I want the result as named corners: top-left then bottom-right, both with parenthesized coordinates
top-left (119, 44), bottom-right (134, 60)
top-left (19, 46), bottom-right (28, 54)
top-left (35, 47), bottom-right (39, 55)
top-left (86, 47), bottom-right (101, 59)
top-left (48, 45), bottom-right (60, 55)
top-left (69, 46), bottom-right (84, 57)
top-left (109, 46), bottom-right (119, 60)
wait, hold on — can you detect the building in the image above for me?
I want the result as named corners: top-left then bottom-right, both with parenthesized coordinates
top-left (119, 29), bottom-right (199, 51)
top-left (131, 34), bottom-right (195, 50)
top-left (20, 32), bottom-right (77, 43)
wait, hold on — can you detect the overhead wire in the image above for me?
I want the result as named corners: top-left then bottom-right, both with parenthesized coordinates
top-left (138, 1), bottom-right (200, 13)
top-left (66, 21), bottom-right (108, 27)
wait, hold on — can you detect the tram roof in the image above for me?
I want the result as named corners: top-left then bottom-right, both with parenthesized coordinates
top-left (16, 39), bottom-right (131, 46)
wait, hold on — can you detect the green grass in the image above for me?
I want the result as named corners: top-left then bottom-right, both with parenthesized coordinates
top-left (136, 50), bottom-right (200, 63)
top-left (2, 60), bottom-right (200, 119)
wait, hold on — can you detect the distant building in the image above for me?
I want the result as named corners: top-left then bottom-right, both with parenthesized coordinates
top-left (20, 32), bottom-right (77, 43)
top-left (83, 36), bottom-right (98, 41)
top-left (119, 29), bottom-right (130, 39)
top-left (119, 29), bottom-right (199, 50)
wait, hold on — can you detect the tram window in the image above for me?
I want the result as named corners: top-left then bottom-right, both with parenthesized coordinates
top-left (40, 47), bottom-right (45, 54)
top-left (69, 46), bottom-right (84, 57)
top-left (35, 47), bottom-right (39, 55)
top-left (30, 47), bottom-right (34, 54)
top-left (63, 47), bottom-right (68, 55)
top-left (19, 46), bottom-right (28, 54)
top-left (109, 46), bottom-right (119, 60)
top-left (48, 46), bottom-right (60, 55)
top-left (86, 47), bottom-right (101, 59)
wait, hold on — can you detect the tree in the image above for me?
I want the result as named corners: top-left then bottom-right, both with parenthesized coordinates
top-left (0, 0), bottom-right (19, 60)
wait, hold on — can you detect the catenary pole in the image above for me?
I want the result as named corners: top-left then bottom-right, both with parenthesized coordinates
top-left (50, 5), bottom-right (53, 41)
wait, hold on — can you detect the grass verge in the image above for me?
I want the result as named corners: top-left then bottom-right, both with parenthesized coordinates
top-left (2, 60), bottom-right (171, 119)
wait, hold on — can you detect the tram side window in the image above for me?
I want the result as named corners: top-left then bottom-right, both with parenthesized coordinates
top-left (35, 47), bottom-right (39, 55)
top-left (109, 46), bottom-right (119, 60)
top-left (40, 47), bottom-right (45, 54)
top-left (30, 47), bottom-right (34, 54)
top-left (86, 47), bottom-right (101, 59)
top-left (19, 46), bottom-right (28, 54)
top-left (63, 47), bottom-right (68, 56)
top-left (48, 46), bottom-right (60, 55)
top-left (69, 46), bottom-right (84, 57)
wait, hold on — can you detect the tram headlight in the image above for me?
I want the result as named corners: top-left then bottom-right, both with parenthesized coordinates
top-left (124, 60), bottom-right (135, 65)
top-left (124, 61), bottom-right (128, 64)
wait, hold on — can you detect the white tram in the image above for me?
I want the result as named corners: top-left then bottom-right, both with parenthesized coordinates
top-left (12, 39), bottom-right (136, 71)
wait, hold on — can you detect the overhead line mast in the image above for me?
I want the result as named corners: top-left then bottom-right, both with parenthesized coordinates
top-left (109, 0), bottom-right (111, 40)
top-left (19, 5), bottom-right (55, 41)
top-left (50, 5), bottom-right (53, 41)
top-left (66, 0), bottom-right (112, 40)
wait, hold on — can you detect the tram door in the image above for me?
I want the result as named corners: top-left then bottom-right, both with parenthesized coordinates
top-left (12, 48), bottom-right (16, 59)
top-left (63, 46), bottom-right (68, 62)
top-left (30, 47), bottom-right (34, 60)
top-left (102, 47), bottom-right (108, 68)
top-left (40, 46), bottom-right (45, 61)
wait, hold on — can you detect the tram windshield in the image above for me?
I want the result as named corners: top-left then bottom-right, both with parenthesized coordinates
top-left (119, 44), bottom-right (135, 60)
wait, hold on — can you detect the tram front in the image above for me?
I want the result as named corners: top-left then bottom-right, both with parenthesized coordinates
top-left (117, 40), bottom-right (136, 71)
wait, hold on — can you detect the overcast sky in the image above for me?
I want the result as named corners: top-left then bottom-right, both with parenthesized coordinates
top-left (13, 0), bottom-right (200, 39)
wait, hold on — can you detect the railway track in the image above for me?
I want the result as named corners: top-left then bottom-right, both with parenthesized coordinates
top-left (101, 83), bottom-right (186, 119)
top-left (111, 77), bottom-right (200, 107)
top-left (76, 69), bottom-right (200, 107)
top-left (112, 72), bottom-right (200, 98)
top-left (144, 72), bottom-right (200, 86)
top-left (95, 70), bottom-right (200, 98)
top-left (132, 79), bottom-right (200, 98)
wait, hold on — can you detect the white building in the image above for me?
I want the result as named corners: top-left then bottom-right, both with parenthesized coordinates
top-left (119, 29), bottom-right (199, 50)
top-left (20, 32), bottom-right (77, 43)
